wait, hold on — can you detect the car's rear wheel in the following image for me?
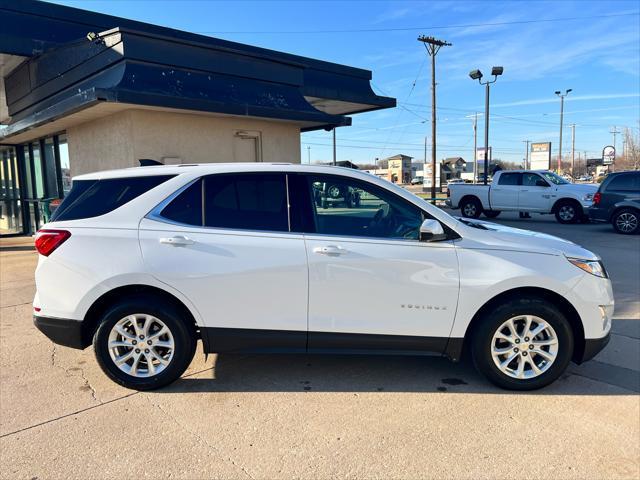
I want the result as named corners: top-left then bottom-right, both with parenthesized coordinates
top-left (93, 296), bottom-right (196, 390)
top-left (483, 210), bottom-right (501, 218)
top-left (461, 197), bottom-right (482, 219)
top-left (612, 208), bottom-right (639, 234)
top-left (554, 200), bottom-right (582, 224)
top-left (471, 298), bottom-right (573, 390)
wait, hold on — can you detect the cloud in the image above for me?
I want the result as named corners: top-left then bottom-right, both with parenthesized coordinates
top-left (371, 7), bottom-right (412, 25)
top-left (491, 93), bottom-right (640, 108)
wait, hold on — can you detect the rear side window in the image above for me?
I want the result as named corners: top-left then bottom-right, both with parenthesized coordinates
top-left (51, 175), bottom-right (174, 221)
top-left (606, 173), bottom-right (639, 192)
top-left (204, 174), bottom-right (288, 231)
top-left (498, 172), bottom-right (521, 186)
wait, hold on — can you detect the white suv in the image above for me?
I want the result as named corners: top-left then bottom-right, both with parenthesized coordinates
top-left (33, 163), bottom-right (613, 391)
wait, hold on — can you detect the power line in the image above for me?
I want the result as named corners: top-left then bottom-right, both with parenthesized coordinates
top-left (198, 12), bottom-right (639, 34)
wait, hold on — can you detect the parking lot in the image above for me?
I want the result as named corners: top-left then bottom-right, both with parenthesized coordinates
top-left (1, 215), bottom-right (638, 479)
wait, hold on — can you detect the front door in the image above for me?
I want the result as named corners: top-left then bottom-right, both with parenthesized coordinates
top-left (139, 173), bottom-right (308, 352)
top-left (297, 174), bottom-right (460, 353)
top-left (519, 172), bottom-right (552, 211)
top-left (491, 172), bottom-right (521, 210)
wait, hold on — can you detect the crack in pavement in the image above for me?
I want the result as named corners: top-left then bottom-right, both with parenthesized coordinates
top-left (49, 344), bottom-right (100, 403)
top-left (1, 302), bottom-right (32, 308)
top-left (145, 396), bottom-right (255, 480)
top-left (0, 366), bottom-right (217, 439)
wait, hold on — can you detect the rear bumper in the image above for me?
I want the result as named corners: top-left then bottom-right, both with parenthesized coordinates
top-left (33, 315), bottom-right (87, 350)
top-left (578, 332), bottom-right (611, 364)
top-left (588, 206), bottom-right (609, 222)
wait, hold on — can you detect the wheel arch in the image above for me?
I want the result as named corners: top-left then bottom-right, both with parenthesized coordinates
top-left (80, 284), bottom-right (201, 349)
top-left (608, 204), bottom-right (639, 222)
top-left (451, 286), bottom-right (585, 363)
top-left (551, 197), bottom-right (582, 214)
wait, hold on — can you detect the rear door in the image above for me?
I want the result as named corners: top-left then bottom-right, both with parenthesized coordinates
top-left (292, 173), bottom-right (459, 353)
top-left (490, 172), bottom-right (522, 210)
top-left (139, 173), bottom-right (308, 352)
top-left (519, 172), bottom-right (552, 211)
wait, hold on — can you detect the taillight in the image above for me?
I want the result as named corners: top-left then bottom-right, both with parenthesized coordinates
top-left (35, 229), bottom-right (71, 256)
top-left (593, 192), bottom-right (601, 205)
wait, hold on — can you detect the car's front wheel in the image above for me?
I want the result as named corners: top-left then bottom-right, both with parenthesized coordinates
top-left (471, 298), bottom-right (573, 390)
top-left (555, 200), bottom-right (582, 224)
top-left (93, 296), bottom-right (197, 390)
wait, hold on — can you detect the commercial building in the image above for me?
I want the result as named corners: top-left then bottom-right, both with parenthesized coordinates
top-left (0, 0), bottom-right (394, 236)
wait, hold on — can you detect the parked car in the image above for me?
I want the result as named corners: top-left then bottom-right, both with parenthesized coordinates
top-left (313, 182), bottom-right (361, 208)
top-left (34, 163), bottom-right (612, 391)
top-left (410, 176), bottom-right (424, 185)
top-left (446, 170), bottom-right (597, 223)
top-left (589, 170), bottom-right (640, 234)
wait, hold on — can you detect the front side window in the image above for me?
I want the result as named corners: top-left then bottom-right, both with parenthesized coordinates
top-left (204, 173), bottom-right (288, 232)
top-left (498, 172), bottom-right (521, 186)
top-left (522, 173), bottom-right (547, 187)
top-left (541, 171), bottom-right (569, 185)
top-left (306, 175), bottom-right (423, 240)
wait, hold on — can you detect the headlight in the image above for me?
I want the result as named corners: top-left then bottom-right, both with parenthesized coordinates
top-left (567, 257), bottom-right (608, 278)
top-left (583, 193), bottom-right (594, 201)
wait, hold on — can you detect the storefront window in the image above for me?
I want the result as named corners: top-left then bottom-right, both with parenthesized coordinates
top-left (0, 146), bottom-right (23, 235)
top-left (43, 138), bottom-right (58, 198)
top-left (58, 135), bottom-right (71, 195)
top-left (31, 142), bottom-right (45, 199)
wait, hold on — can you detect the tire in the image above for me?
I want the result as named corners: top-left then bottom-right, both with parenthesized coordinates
top-left (483, 210), bottom-right (501, 219)
top-left (554, 199), bottom-right (582, 224)
top-left (93, 295), bottom-right (197, 391)
top-left (471, 297), bottom-right (573, 390)
top-left (612, 208), bottom-right (639, 235)
top-left (461, 197), bottom-right (482, 219)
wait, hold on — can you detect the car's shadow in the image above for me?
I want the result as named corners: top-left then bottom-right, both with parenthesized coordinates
top-left (159, 351), bottom-right (638, 396)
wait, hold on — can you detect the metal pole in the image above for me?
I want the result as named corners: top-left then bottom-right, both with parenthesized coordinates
top-left (570, 124), bottom-right (575, 179)
top-left (484, 82), bottom-right (490, 184)
top-left (307, 145), bottom-right (311, 164)
top-left (558, 95), bottom-right (564, 173)
top-left (424, 136), bottom-right (428, 184)
top-left (430, 52), bottom-right (437, 200)
top-left (473, 113), bottom-right (478, 183)
top-left (332, 128), bottom-right (336, 165)
top-left (523, 140), bottom-right (529, 169)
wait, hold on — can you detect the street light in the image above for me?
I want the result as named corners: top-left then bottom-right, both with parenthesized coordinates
top-left (555, 89), bottom-right (572, 172)
top-left (469, 66), bottom-right (503, 184)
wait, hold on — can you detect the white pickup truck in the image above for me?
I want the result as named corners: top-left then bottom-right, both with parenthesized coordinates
top-left (446, 170), bottom-right (598, 224)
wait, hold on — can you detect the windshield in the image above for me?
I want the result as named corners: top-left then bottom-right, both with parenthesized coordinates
top-left (541, 171), bottom-right (570, 185)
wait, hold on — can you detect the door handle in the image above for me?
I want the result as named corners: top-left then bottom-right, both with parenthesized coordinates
top-left (159, 235), bottom-right (195, 246)
top-left (313, 245), bottom-right (346, 256)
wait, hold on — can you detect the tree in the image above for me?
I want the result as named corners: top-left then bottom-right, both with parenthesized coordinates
top-left (617, 127), bottom-right (640, 171)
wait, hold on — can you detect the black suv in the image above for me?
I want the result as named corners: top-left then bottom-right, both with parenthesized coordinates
top-left (589, 171), bottom-right (640, 234)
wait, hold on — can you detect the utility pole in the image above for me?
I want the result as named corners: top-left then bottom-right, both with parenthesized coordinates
top-left (610, 126), bottom-right (621, 171)
top-left (418, 35), bottom-right (452, 201)
top-left (332, 128), bottom-right (337, 166)
top-left (555, 89), bottom-right (572, 173)
top-left (307, 145), bottom-right (311, 164)
top-left (570, 124), bottom-right (576, 179)
top-left (523, 140), bottom-right (530, 169)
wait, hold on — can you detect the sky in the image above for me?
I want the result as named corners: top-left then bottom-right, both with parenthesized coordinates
top-left (54, 0), bottom-right (640, 165)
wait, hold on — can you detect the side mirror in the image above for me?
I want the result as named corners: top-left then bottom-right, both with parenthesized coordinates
top-left (419, 219), bottom-right (447, 242)
top-left (536, 179), bottom-right (549, 187)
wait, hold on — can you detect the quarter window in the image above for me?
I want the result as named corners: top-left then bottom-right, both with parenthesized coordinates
top-left (160, 179), bottom-right (203, 226)
top-left (306, 175), bottom-right (423, 240)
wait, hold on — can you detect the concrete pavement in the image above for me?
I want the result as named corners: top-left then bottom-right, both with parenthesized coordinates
top-left (0, 221), bottom-right (638, 479)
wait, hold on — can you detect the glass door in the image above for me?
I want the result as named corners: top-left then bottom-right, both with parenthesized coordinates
top-left (0, 146), bottom-right (23, 235)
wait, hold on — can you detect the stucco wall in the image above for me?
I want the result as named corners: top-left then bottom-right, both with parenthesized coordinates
top-left (67, 109), bottom-right (301, 176)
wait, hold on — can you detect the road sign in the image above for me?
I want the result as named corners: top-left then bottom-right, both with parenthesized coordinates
top-left (530, 142), bottom-right (551, 170)
top-left (602, 145), bottom-right (615, 165)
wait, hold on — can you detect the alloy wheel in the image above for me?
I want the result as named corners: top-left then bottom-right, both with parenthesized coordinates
top-left (107, 314), bottom-right (175, 377)
top-left (616, 212), bottom-right (638, 233)
top-left (490, 315), bottom-right (559, 380)
top-left (463, 203), bottom-right (477, 217)
top-left (558, 205), bottom-right (575, 222)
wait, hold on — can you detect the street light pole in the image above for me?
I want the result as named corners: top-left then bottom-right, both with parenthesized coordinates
top-left (523, 140), bottom-right (530, 169)
top-left (570, 124), bottom-right (576, 179)
top-left (469, 67), bottom-right (503, 185)
top-left (332, 128), bottom-right (337, 166)
top-left (555, 89), bottom-right (572, 173)
top-left (473, 113), bottom-right (478, 183)
top-left (307, 145), bottom-right (311, 164)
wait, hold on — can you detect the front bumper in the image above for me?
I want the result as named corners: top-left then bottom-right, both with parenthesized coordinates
top-left (33, 315), bottom-right (88, 350)
top-left (579, 332), bottom-right (611, 363)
